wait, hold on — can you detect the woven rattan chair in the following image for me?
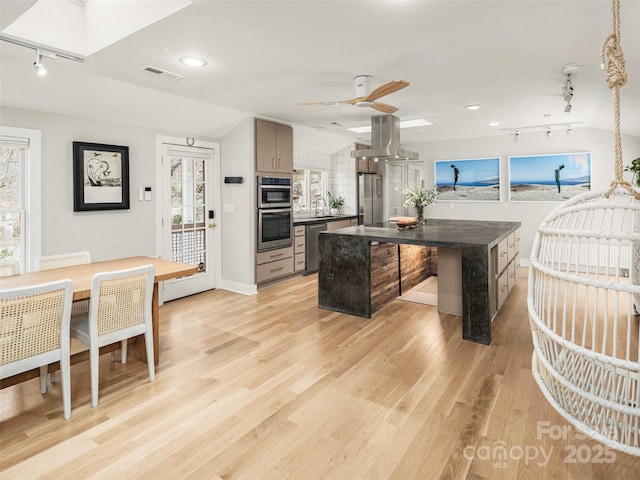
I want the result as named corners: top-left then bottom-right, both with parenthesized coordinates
top-left (70, 265), bottom-right (155, 408)
top-left (0, 260), bottom-right (20, 277)
top-left (34, 251), bottom-right (91, 271)
top-left (0, 279), bottom-right (74, 419)
top-left (35, 252), bottom-right (91, 383)
top-left (528, 189), bottom-right (640, 456)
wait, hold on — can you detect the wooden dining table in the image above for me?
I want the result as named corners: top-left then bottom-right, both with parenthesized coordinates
top-left (0, 256), bottom-right (198, 388)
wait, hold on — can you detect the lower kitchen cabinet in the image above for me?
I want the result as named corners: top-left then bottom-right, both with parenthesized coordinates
top-left (256, 246), bottom-right (294, 283)
top-left (294, 226), bottom-right (305, 272)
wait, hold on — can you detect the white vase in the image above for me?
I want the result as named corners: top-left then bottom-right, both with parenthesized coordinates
top-left (330, 208), bottom-right (340, 215)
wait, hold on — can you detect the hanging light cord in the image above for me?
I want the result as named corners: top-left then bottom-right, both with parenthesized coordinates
top-left (602, 0), bottom-right (638, 199)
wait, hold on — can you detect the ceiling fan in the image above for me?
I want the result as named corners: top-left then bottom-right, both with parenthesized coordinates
top-left (297, 75), bottom-right (409, 114)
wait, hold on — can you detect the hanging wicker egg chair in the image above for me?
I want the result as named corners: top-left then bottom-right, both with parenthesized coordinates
top-left (528, 0), bottom-right (640, 456)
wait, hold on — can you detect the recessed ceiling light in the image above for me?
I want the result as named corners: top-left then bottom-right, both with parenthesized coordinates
top-left (488, 122), bottom-right (500, 127)
top-left (465, 104), bottom-right (481, 111)
top-left (348, 118), bottom-right (433, 133)
top-left (179, 56), bottom-right (207, 67)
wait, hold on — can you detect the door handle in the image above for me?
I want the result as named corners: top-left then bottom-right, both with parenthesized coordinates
top-left (208, 223), bottom-right (217, 228)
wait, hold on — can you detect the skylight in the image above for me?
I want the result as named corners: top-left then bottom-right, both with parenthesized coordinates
top-left (2, 0), bottom-right (192, 57)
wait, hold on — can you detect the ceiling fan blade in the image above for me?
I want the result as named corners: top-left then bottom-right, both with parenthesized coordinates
top-left (371, 101), bottom-right (398, 114)
top-left (297, 98), bottom-right (358, 106)
top-left (364, 80), bottom-right (409, 101)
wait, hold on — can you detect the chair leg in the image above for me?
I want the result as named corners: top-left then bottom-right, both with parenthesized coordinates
top-left (90, 344), bottom-right (100, 408)
top-left (121, 340), bottom-right (127, 364)
top-left (50, 371), bottom-right (56, 384)
top-left (144, 333), bottom-right (155, 382)
top-left (39, 365), bottom-right (48, 394)
top-left (61, 353), bottom-right (71, 420)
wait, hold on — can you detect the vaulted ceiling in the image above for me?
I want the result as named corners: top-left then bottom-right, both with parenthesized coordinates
top-left (1, 0), bottom-right (639, 144)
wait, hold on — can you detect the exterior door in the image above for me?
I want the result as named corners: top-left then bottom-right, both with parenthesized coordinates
top-left (160, 140), bottom-right (220, 302)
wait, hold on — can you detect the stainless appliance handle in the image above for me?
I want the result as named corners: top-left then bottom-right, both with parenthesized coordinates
top-left (260, 185), bottom-right (291, 190)
top-left (260, 208), bottom-right (292, 214)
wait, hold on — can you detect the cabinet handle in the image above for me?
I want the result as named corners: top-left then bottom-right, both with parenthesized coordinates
top-left (270, 266), bottom-right (284, 273)
top-left (270, 252), bottom-right (284, 258)
top-left (272, 157), bottom-right (276, 168)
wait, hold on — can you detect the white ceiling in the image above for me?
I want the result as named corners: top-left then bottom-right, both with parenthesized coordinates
top-left (1, 0), bottom-right (639, 145)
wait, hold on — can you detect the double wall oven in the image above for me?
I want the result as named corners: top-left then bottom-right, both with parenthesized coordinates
top-left (257, 175), bottom-right (293, 252)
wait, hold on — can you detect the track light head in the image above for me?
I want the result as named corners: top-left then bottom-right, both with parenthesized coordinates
top-left (564, 103), bottom-right (572, 113)
top-left (546, 128), bottom-right (552, 137)
top-left (514, 130), bottom-right (519, 142)
top-left (33, 51), bottom-right (46, 76)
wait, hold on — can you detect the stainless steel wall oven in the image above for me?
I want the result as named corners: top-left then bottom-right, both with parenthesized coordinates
top-left (257, 176), bottom-right (293, 252)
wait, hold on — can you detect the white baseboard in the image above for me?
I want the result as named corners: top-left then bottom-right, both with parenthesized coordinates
top-left (218, 279), bottom-right (258, 296)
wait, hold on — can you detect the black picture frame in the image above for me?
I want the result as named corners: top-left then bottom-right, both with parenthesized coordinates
top-left (73, 141), bottom-right (130, 211)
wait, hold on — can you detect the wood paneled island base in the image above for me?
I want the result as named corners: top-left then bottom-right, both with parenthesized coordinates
top-left (318, 219), bottom-right (521, 345)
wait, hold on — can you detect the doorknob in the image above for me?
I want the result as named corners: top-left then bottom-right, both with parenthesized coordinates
top-left (208, 223), bottom-right (217, 228)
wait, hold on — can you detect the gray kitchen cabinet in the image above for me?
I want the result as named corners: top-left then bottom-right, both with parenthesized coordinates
top-left (255, 118), bottom-right (293, 173)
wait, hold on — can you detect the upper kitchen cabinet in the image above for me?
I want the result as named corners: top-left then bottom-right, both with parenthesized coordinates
top-left (255, 119), bottom-right (293, 173)
top-left (354, 143), bottom-right (378, 174)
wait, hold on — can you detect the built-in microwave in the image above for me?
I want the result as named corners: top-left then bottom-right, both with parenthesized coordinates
top-left (258, 208), bottom-right (293, 252)
top-left (257, 176), bottom-right (292, 208)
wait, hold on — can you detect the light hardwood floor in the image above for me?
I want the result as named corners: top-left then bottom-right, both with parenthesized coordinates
top-left (1, 268), bottom-right (639, 479)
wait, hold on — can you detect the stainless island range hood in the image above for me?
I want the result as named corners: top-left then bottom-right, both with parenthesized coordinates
top-left (351, 114), bottom-right (419, 161)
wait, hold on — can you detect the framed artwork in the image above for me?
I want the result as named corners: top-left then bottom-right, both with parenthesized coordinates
top-left (73, 142), bottom-right (130, 211)
top-left (434, 157), bottom-right (501, 201)
top-left (508, 152), bottom-right (591, 202)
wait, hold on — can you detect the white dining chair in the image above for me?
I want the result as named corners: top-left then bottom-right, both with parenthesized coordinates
top-left (34, 251), bottom-right (91, 383)
top-left (0, 259), bottom-right (20, 277)
top-left (70, 265), bottom-right (155, 408)
top-left (0, 279), bottom-right (74, 419)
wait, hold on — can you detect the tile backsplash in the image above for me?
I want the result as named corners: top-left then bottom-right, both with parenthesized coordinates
top-left (293, 145), bottom-right (356, 215)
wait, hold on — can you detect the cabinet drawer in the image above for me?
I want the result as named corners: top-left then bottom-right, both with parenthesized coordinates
top-left (507, 259), bottom-right (517, 291)
top-left (350, 218), bottom-right (358, 226)
top-left (256, 246), bottom-right (293, 265)
top-left (257, 257), bottom-right (294, 282)
top-left (294, 225), bottom-right (305, 237)
top-left (294, 253), bottom-right (305, 272)
top-left (507, 232), bottom-right (516, 261)
top-left (294, 237), bottom-right (305, 254)
top-left (497, 270), bottom-right (509, 309)
top-left (497, 238), bottom-right (508, 274)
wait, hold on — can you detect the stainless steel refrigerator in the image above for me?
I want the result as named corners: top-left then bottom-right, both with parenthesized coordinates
top-left (358, 174), bottom-right (384, 225)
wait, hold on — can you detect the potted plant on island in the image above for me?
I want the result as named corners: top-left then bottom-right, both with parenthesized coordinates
top-left (624, 157), bottom-right (640, 188)
top-left (327, 191), bottom-right (345, 215)
top-left (403, 184), bottom-right (439, 223)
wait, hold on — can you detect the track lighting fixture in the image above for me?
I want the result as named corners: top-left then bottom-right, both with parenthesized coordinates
top-left (562, 64), bottom-right (580, 114)
top-left (33, 50), bottom-right (46, 76)
top-left (505, 122), bottom-right (580, 139)
top-left (514, 130), bottom-right (519, 142)
top-left (546, 128), bottom-right (552, 137)
top-left (567, 127), bottom-right (572, 135)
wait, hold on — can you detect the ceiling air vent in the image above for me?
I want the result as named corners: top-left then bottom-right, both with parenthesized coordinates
top-left (140, 65), bottom-right (184, 81)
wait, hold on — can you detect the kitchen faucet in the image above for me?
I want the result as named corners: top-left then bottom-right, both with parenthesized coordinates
top-left (314, 197), bottom-right (327, 217)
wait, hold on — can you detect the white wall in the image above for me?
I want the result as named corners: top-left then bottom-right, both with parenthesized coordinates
top-left (219, 117), bottom-right (256, 294)
top-left (1, 106), bottom-right (163, 263)
top-left (404, 127), bottom-right (640, 262)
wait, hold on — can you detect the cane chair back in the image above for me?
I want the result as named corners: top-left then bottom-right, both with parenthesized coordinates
top-left (34, 252), bottom-right (91, 271)
top-left (0, 260), bottom-right (20, 277)
top-left (70, 264), bottom-right (155, 407)
top-left (0, 279), bottom-right (74, 419)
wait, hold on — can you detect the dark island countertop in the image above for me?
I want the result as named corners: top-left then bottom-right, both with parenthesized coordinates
top-left (318, 218), bottom-right (522, 345)
top-left (321, 218), bottom-right (520, 249)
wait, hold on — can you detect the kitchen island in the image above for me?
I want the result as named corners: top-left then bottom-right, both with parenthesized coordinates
top-left (318, 219), bottom-right (521, 345)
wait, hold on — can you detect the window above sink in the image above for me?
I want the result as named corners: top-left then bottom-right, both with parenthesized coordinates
top-left (292, 167), bottom-right (328, 214)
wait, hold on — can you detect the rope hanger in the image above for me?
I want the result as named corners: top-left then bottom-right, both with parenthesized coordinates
top-left (601, 0), bottom-right (639, 199)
